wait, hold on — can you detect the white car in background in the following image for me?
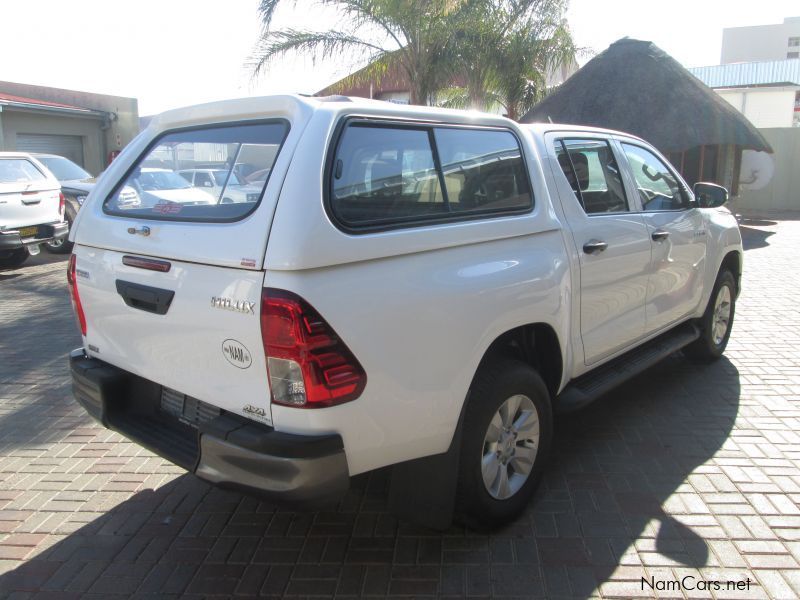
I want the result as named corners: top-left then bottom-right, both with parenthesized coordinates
top-left (177, 168), bottom-right (263, 204)
top-left (0, 152), bottom-right (68, 269)
top-left (33, 154), bottom-right (140, 254)
top-left (125, 168), bottom-right (215, 210)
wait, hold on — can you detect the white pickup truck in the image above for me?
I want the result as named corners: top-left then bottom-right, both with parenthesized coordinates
top-left (0, 152), bottom-right (68, 269)
top-left (68, 96), bottom-right (742, 529)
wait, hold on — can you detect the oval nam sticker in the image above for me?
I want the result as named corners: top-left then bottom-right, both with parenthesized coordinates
top-left (221, 339), bottom-right (252, 369)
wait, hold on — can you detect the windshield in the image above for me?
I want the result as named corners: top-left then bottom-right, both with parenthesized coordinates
top-left (212, 171), bottom-right (242, 186)
top-left (37, 156), bottom-right (91, 181)
top-left (138, 170), bottom-right (192, 190)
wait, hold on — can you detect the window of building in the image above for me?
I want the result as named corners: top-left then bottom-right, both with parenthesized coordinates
top-left (788, 51), bottom-right (799, 59)
top-left (789, 36), bottom-right (800, 47)
top-left (554, 139), bottom-right (628, 214)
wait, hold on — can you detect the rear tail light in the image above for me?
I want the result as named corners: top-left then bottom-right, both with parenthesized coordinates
top-left (260, 288), bottom-right (366, 408)
top-left (67, 254), bottom-right (87, 336)
top-left (59, 192), bottom-right (66, 217)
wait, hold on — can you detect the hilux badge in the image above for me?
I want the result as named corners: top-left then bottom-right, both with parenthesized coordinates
top-left (211, 296), bottom-right (256, 315)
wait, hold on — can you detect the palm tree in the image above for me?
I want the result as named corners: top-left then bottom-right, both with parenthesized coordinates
top-left (493, 17), bottom-right (577, 120)
top-left (438, 0), bottom-right (577, 120)
top-left (251, 0), bottom-right (466, 105)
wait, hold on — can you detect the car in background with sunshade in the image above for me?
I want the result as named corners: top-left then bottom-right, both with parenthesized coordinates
top-left (33, 154), bottom-right (139, 253)
top-left (0, 152), bottom-right (68, 268)
top-left (177, 168), bottom-right (263, 204)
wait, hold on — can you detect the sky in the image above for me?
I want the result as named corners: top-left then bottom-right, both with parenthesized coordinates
top-left (1, 0), bottom-right (798, 116)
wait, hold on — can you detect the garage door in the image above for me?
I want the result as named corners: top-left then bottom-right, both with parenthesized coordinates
top-left (16, 133), bottom-right (85, 167)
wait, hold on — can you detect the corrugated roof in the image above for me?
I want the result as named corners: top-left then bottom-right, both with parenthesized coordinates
top-left (689, 59), bottom-right (800, 89)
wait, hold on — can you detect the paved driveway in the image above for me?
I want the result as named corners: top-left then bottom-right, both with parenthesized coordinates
top-left (0, 219), bottom-right (799, 599)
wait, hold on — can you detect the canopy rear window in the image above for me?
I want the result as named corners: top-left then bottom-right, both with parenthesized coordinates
top-left (0, 159), bottom-right (46, 184)
top-left (104, 121), bottom-right (288, 222)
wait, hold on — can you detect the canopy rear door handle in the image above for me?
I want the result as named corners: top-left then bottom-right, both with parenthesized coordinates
top-left (116, 280), bottom-right (175, 315)
top-left (583, 239), bottom-right (608, 254)
top-left (651, 229), bottom-right (670, 242)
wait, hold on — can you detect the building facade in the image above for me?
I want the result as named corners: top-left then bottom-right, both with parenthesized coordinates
top-left (690, 59), bottom-right (800, 213)
top-left (0, 81), bottom-right (139, 176)
top-left (689, 60), bottom-right (800, 128)
top-left (721, 17), bottom-right (800, 63)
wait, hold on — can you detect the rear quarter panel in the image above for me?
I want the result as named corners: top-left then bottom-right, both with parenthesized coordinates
top-left (265, 111), bottom-right (572, 475)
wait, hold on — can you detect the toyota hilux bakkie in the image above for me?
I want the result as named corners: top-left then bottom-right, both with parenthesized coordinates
top-left (67, 96), bottom-right (741, 528)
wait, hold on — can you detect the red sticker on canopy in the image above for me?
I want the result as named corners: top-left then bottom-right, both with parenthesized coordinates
top-left (153, 202), bottom-right (182, 215)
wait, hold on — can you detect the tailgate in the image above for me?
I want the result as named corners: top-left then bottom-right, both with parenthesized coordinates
top-left (0, 187), bottom-right (61, 229)
top-left (74, 245), bottom-right (272, 425)
top-left (72, 114), bottom-right (299, 270)
top-left (0, 155), bottom-right (61, 229)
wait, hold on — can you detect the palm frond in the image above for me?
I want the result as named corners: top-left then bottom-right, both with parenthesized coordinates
top-left (435, 87), bottom-right (470, 110)
top-left (249, 29), bottom-right (388, 79)
top-left (327, 51), bottom-right (399, 95)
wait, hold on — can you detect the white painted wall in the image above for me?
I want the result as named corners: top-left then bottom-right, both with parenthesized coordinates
top-left (734, 127), bottom-right (800, 213)
top-left (717, 88), bottom-right (797, 129)
top-left (722, 17), bottom-right (800, 63)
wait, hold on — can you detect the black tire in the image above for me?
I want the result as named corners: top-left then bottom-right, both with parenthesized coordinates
top-left (45, 207), bottom-right (75, 254)
top-left (0, 248), bottom-right (30, 270)
top-left (455, 358), bottom-right (553, 529)
top-left (684, 269), bottom-right (736, 363)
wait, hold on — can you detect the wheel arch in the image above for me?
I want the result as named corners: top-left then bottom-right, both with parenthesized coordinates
top-left (473, 323), bottom-right (563, 399)
top-left (719, 249), bottom-right (742, 296)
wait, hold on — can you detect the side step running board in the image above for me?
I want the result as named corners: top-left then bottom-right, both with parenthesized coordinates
top-left (556, 322), bottom-right (700, 413)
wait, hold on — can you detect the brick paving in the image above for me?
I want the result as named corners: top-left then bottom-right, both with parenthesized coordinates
top-left (0, 218), bottom-right (799, 598)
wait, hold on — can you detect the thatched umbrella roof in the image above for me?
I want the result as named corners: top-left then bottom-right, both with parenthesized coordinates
top-left (521, 39), bottom-right (772, 153)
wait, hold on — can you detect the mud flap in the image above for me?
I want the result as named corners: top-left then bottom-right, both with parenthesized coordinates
top-left (388, 416), bottom-right (463, 531)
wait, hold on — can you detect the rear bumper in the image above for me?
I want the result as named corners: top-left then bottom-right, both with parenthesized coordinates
top-left (69, 348), bottom-right (349, 508)
top-left (0, 221), bottom-right (68, 251)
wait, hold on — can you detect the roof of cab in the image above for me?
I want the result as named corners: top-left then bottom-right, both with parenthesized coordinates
top-left (147, 94), bottom-right (519, 134)
top-left (0, 151), bottom-right (39, 159)
top-left (522, 122), bottom-right (646, 143)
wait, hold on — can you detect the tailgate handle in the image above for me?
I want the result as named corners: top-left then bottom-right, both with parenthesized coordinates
top-left (115, 280), bottom-right (175, 315)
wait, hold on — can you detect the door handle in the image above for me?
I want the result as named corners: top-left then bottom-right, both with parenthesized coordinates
top-left (127, 226), bottom-right (151, 237)
top-left (115, 280), bottom-right (175, 315)
top-left (583, 239), bottom-right (608, 254)
top-left (651, 229), bottom-right (670, 242)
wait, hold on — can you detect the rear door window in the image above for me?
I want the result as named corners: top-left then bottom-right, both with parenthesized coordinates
top-left (104, 121), bottom-right (288, 222)
top-left (555, 139), bottom-right (629, 214)
top-left (330, 122), bottom-right (532, 230)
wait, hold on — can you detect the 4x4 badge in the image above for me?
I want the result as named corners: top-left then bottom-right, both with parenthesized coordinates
top-left (211, 296), bottom-right (256, 315)
top-left (243, 404), bottom-right (266, 417)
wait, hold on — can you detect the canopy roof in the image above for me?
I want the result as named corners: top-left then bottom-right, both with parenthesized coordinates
top-left (522, 39), bottom-right (772, 153)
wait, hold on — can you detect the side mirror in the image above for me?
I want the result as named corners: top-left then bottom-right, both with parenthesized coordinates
top-left (693, 182), bottom-right (728, 208)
